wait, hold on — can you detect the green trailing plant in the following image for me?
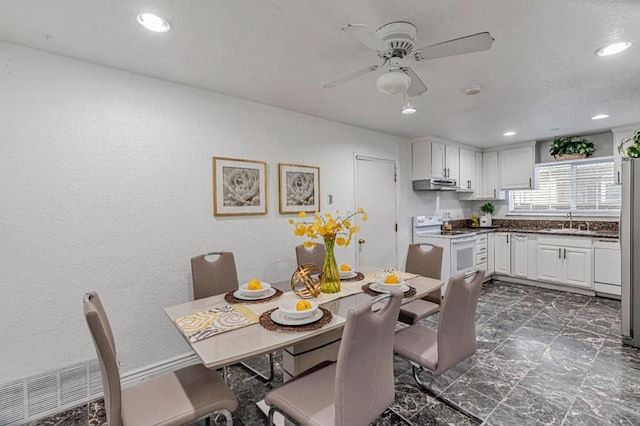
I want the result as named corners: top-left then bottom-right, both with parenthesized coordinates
top-left (549, 135), bottom-right (596, 158)
top-left (480, 202), bottom-right (495, 215)
top-left (618, 130), bottom-right (640, 159)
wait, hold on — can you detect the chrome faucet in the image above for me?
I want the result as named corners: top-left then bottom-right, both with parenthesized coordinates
top-left (566, 212), bottom-right (573, 229)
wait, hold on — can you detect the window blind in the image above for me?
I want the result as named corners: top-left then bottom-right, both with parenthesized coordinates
top-left (510, 157), bottom-right (621, 214)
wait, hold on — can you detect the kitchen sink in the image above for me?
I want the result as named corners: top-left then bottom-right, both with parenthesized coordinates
top-left (539, 228), bottom-right (597, 236)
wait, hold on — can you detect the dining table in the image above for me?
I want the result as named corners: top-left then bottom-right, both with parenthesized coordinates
top-left (164, 266), bottom-right (443, 381)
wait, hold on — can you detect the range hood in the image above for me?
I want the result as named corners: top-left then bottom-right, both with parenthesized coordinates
top-left (412, 178), bottom-right (460, 191)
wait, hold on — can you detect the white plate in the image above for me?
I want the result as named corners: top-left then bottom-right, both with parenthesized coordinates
top-left (271, 308), bottom-right (324, 326)
top-left (339, 271), bottom-right (357, 280)
top-left (369, 283), bottom-right (410, 293)
top-left (233, 288), bottom-right (277, 301)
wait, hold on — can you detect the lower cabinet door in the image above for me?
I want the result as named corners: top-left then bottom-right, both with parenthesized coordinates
top-left (564, 247), bottom-right (593, 289)
top-left (536, 245), bottom-right (563, 283)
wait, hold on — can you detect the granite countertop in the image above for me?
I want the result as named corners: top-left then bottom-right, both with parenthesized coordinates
top-left (455, 226), bottom-right (619, 239)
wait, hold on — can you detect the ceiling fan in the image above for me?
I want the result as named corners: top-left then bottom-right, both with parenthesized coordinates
top-left (322, 21), bottom-right (494, 97)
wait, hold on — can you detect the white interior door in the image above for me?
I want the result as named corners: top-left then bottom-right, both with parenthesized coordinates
top-left (355, 156), bottom-right (397, 269)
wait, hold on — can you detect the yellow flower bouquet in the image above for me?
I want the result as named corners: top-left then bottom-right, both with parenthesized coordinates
top-left (289, 208), bottom-right (367, 293)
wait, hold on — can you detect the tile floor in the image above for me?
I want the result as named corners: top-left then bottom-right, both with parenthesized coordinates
top-left (30, 280), bottom-right (640, 425)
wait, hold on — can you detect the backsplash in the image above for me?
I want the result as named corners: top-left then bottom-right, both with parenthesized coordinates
top-left (451, 219), bottom-right (619, 233)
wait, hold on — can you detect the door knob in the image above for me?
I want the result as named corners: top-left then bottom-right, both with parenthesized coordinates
top-left (358, 239), bottom-right (366, 244)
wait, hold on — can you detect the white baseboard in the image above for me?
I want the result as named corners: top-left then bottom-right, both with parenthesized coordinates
top-left (120, 352), bottom-right (199, 387)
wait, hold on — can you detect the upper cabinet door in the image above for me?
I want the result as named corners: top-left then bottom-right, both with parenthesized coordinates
top-left (500, 145), bottom-right (535, 190)
top-left (482, 151), bottom-right (505, 199)
top-left (474, 152), bottom-right (483, 199)
top-left (459, 148), bottom-right (475, 190)
top-left (445, 145), bottom-right (459, 183)
top-left (431, 141), bottom-right (446, 179)
top-left (412, 141), bottom-right (432, 180)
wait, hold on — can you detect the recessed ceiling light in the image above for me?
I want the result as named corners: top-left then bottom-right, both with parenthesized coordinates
top-left (137, 13), bottom-right (172, 33)
top-left (596, 41), bottom-right (631, 57)
top-left (503, 131), bottom-right (516, 136)
top-left (591, 114), bottom-right (610, 120)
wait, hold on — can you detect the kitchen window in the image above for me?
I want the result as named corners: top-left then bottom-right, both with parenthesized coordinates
top-left (509, 157), bottom-right (621, 215)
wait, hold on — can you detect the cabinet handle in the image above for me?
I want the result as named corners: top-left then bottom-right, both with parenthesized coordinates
top-left (618, 171), bottom-right (621, 183)
top-left (493, 189), bottom-right (496, 197)
top-left (529, 177), bottom-right (532, 188)
top-left (564, 248), bottom-right (567, 259)
top-left (506, 234), bottom-right (509, 243)
top-left (558, 248), bottom-right (561, 259)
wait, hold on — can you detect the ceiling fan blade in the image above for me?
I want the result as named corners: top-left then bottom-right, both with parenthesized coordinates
top-left (342, 23), bottom-right (389, 52)
top-left (414, 32), bottom-right (494, 61)
top-left (322, 60), bottom-right (387, 88)
top-left (403, 67), bottom-right (428, 97)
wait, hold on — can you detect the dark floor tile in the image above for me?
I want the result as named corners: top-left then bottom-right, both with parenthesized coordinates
top-left (491, 337), bottom-right (549, 367)
top-left (527, 347), bottom-right (591, 388)
top-left (390, 373), bottom-right (436, 418)
top-left (512, 325), bottom-right (559, 345)
top-left (518, 373), bottom-right (579, 409)
top-left (439, 381), bottom-right (499, 420)
top-left (29, 404), bottom-right (88, 426)
top-left (550, 335), bottom-right (600, 364)
top-left (501, 385), bottom-right (569, 425)
top-left (580, 364), bottom-right (640, 412)
top-left (371, 408), bottom-right (411, 425)
top-left (411, 399), bottom-right (477, 425)
top-left (486, 402), bottom-right (545, 426)
top-left (454, 360), bottom-right (523, 402)
top-left (569, 388), bottom-right (640, 425)
top-left (596, 339), bottom-right (640, 371)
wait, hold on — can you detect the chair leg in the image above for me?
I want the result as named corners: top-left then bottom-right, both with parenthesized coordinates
top-left (268, 405), bottom-right (297, 426)
top-left (412, 365), bottom-right (483, 425)
top-left (208, 409), bottom-right (233, 425)
top-left (239, 352), bottom-right (275, 383)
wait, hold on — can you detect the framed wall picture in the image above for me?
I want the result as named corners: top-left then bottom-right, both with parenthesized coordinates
top-left (278, 163), bottom-right (320, 214)
top-left (213, 157), bottom-right (267, 216)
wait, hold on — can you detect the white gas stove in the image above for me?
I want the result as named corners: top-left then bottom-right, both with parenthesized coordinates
top-left (412, 216), bottom-right (477, 292)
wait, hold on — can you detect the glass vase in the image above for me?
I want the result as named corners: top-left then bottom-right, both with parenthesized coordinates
top-left (321, 236), bottom-right (341, 293)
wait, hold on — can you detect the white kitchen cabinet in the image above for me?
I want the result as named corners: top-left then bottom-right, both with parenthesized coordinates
top-left (536, 245), bottom-right (564, 283)
top-left (481, 151), bottom-right (506, 200)
top-left (500, 144), bottom-right (535, 190)
top-left (431, 141), bottom-right (458, 180)
top-left (487, 232), bottom-right (495, 275)
top-left (536, 236), bottom-right (593, 289)
top-left (511, 234), bottom-right (528, 278)
top-left (431, 141), bottom-right (446, 179)
top-left (612, 125), bottom-right (639, 185)
top-left (494, 232), bottom-right (511, 275)
top-left (474, 152), bottom-right (483, 199)
top-left (459, 148), bottom-right (476, 192)
top-left (412, 141), bottom-right (432, 180)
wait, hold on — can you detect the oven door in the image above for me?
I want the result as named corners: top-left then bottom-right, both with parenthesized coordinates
top-left (450, 236), bottom-right (478, 276)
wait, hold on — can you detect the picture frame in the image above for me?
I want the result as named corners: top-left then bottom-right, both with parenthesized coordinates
top-left (213, 156), bottom-right (267, 216)
top-left (278, 163), bottom-right (320, 214)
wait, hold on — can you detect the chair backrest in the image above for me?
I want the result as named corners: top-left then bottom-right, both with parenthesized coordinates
top-left (405, 243), bottom-right (444, 303)
top-left (434, 270), bottom-right (485, 375)
top-left (334, 289), bottom-right (403, 426)
top-left (190, 252), bottom-right (239, 299)
top-left (83, 292), bottom-right (122, 426)
top-left (295, 244), bottom-right (325, 267)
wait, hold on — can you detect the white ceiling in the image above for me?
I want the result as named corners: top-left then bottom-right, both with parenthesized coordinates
top-left (1, 0), bottom-right (639, 148)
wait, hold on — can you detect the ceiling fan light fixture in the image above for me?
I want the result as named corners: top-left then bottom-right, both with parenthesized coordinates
top-left (376, 70), bottom-right (410, 95)
top-left (596, 41), bottom-right (631, 56)
top-left (503, 131), bottom-right (517, 136)
top-left (591, 114), bottom-right (610, 120)
top-left (401, 92), bottom-right (417, 115)
top-left (137, 13), bottom-right (172, 33)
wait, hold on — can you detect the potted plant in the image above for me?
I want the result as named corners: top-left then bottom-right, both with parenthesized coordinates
top-left (479, 202), bottom-right (495, 226)
top-left (549, 135), bottom-right (596, 161)
top-left (618, 130), bottom-right (640, 158)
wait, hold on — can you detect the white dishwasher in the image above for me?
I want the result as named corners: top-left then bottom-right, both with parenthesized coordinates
top-left (594, 239), bottom-right (621, 297)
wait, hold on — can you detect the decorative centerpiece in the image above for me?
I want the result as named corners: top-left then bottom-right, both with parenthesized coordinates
top-left (618, 130), bottom-right (640, 158)
top-left (289, 208), bottom-right (367, 293)
top-left (290, 264), bottom-right (322, 299)
top-left (549, 136), bottom-right (596, 161)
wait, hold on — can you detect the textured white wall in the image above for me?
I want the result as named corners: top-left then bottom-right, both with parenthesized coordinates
top-left (0, 42), bottom-right (411, 383)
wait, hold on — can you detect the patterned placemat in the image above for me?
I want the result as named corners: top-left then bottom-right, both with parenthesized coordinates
top-left (224, 288), bottom-right (284, 304)
top-left (361, 283), bottom-right (417, 298)
top-left (341, 272), bottom-right (365, 282)
top-left (259, 307), bottom-right (333, 332)
top-left (175, 305), bottom-right (258, 343)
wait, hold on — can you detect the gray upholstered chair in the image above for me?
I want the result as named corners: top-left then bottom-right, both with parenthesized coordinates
top-left (393, 270), bottom-right (485, 421)
top-left (191, 252), bottom-right (275, 383)
top-left (83, 292), bottom-right (237, 426)
top-left (264, 289), bottom-right (404, 426)
top-left (397, 243), bottom-right (444, 325)
top-left (295, 243), bottom-right (326, 267)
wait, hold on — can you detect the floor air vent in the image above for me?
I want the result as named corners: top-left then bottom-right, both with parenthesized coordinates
top-left (0, 359), bottom-right (100, 425)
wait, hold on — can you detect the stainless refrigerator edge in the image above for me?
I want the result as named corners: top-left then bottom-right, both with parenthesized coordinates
top-left (621, 157), bottom-right (640, 347)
